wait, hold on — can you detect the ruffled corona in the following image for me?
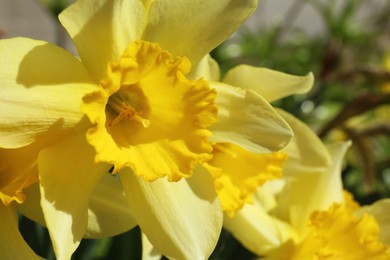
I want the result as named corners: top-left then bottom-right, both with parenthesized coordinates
top-left (291, 193), bottom-right (390, 259)
top-left (203, 143), bottom-right (287, 217)
top-left (81, 41), bottom-right (217, 181)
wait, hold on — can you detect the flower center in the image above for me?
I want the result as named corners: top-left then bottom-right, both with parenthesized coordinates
top-left (107, 93), bottom-right (150, 128)
top-left (81, 40), bottom-right (217, 179)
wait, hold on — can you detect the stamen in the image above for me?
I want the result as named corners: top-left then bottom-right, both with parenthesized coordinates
top-left (108, 95), bottom-right (150, 127)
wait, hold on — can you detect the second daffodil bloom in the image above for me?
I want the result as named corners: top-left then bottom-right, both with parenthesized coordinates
top-left (220, 102), bottom-right (390, 258)
top-left (0, 0), bottom-right (298, 259)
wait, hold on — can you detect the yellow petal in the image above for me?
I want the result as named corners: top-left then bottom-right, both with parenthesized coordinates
top-left (17, 178), bottom-right (137, 240)
top-left (358, 199), bottom-right (390, 246)
top-left (277, 109), bottom-right (332, 175)
top-left (59, 0), bottom-right (147, 81)
top-left (0, 204), bottom-right (43, 259)
top-left (210, 82), bottom-right (293, 153)
top-left (223, 65), bottom-right (314, 103)
top-left (275, 141), bottom-right (351, 234)
top-left (38, 132), bottom-right (109, 259)
top-left (224, 200), bottom-right (298, 257)
top-left (143, 0), bottom-right (257, 65)
top-left (142, 232), bottom-right (162, 260)
top-left (204, 143), bottom-right (287, 216)
top-left (85, 173), bottom-right (137, 238)
top-left (0, 37), bottom-right (96, 149)
top-left (82, 41), bottom-right (217, 181)
top-left (0, 145), bottom-right (39, 206)
top-left (119, 166), bottom-right (222, 259)
top-left (189, 54), bottom-right (221, 81)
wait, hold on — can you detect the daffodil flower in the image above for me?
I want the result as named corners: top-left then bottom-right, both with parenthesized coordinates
top-left (0, 0), bottom-right (300, 259)
top-left (213, 64), bottom-right (390, 258)
top-left (222, 116), bottom-right (390, 258)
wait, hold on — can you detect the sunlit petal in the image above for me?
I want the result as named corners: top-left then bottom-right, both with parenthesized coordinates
top-left (223, 65), bottom-right (314, 103)
top-left (144, 0), bottom-right (257, 65)
top-left (38, 132), bottom-right (109, 259)
top-left (59, 0), bottom-right (147, 80)
top-left (120, 166), bottom-right (222, 259)
top-left (0, 38), bottom-right (96, 149)
top-left (210, 82), bottom-right (293, 153)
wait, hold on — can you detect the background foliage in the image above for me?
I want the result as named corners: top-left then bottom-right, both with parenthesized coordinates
top-left (16, 0), bottom-right (390, 258)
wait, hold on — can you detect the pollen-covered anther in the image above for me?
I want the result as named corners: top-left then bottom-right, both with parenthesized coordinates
top-left (108, 95), bottom-right (150, 128)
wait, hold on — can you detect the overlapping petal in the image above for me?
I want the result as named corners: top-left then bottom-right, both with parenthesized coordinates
top-left (0, 204), bottom-right (42, 260)
top-left (120, 166), bottom-right (222, 259)
top-left (0, 38), bottom-right (96, 149)
top-left (59, 0), bottom-right (147, 80)
top-left (209, 82), bottom-right (293, 153)
top-left (38, 132), bottom-right (109, 259)
top-left (143, 0), bottom-right (258, 65)
top-left (223, 65), bottom-right (314, 103)
top-left (277, 109), bottom-right (331, 175)
top-left (224, 181), bottom-right (298, 256)
top-left (0, 145), bottom-right (39, 205)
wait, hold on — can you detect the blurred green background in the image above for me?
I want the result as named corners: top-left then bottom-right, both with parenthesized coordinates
top-left (2, 0), bottom-right (389, 258)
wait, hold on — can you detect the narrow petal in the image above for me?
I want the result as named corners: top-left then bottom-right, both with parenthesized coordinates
top-left (358, 199), bottom-right (390, 245)
top-left (277, 109), bottom-right (332, 176)
top-left (210, 82), bottom-right (293, 153)
top-left (275, 141), bottom-right (351, 234)
top-left (142, 233), bottom-right (163, 260)
top-left (0, 204), bottom-right (42, 259)
top-left (17, 178), bottom-right (137, 239)
top-left (38, 132), bottom-right (109, 259)
top-left (143, 0), bottom-right (257, 65)
top-left (59, 0), bottom-right (147, 81)
top-left (224, 202), bottom-right (298, 256)
top-left (85, 173), bottom-right (137, 238)
top-left (223, 65), bottom-right (314, 103)
top-left (0, 38), bottom-right (96, 149)
top-left (120, 166), bottom-right (222, 259)
top-left (189, 54), bottom-right (221, 81)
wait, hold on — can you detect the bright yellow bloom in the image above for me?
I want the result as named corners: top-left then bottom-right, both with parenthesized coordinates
top-left (291, 193), bottom-right (389, 260)
top-left (0, 0), bottom-right (300, 259)
top-left (223, 119), bottom-right (390, 259)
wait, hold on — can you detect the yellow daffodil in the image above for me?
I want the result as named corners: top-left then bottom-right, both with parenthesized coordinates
top-left (206, 63), bottom-right (390, 258)
top-left (0, 0), bottom-right (301, 259)
top-left (224, 125), bottom-right (390, 259)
